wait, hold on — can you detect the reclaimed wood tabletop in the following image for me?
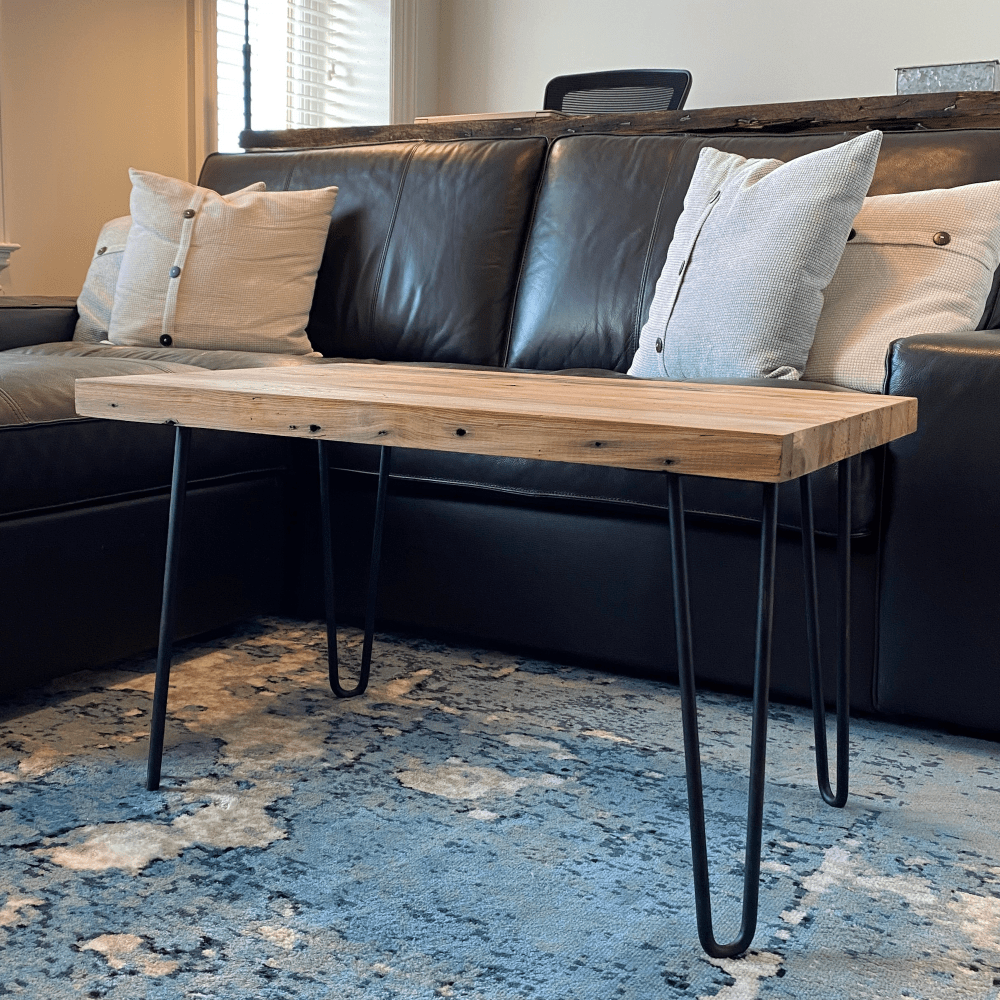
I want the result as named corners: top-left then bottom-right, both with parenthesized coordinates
top-left (75, 362), bottom-right (916, 483)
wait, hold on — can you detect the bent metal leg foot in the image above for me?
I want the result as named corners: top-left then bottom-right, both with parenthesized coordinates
top-left (667, 471), bottom-right (778, 958)
top-left (800, 458), bottom-right (852, 808)
top-left (318, 441), bottom-right (392, 698)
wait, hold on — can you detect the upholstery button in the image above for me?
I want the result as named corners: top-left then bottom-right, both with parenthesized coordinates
top-left (655, 337), bottom-right (663, 353)
top-left (96, 247), bottom-right (107, 255)
top-left (159, 334), bottom-right (173, 347)
top-left (847, 228), bottom-right (857, 241)
top-left (183, 208), bottom-right (196, 218)
top-left (169, 265), bottom-right (181, 278)
top-left (933, 231), bottom-right (951, 246)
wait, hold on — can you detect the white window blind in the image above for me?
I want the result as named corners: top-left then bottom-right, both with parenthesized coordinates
top-left (217, 0), bottom-right (391, 153)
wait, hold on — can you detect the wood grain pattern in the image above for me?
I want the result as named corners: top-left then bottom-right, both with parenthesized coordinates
top-left (239, 91), bottom-right (1000, 150)
top-left (75, 363), bottom-right (916, 483)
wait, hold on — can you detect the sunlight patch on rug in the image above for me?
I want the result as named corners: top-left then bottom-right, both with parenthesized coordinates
top-left (80, 933), bottom-right (179, 975)
top-left (37, 778), bottom-right (289, 874)
top-left (396, 756), bottom-right (567, 800)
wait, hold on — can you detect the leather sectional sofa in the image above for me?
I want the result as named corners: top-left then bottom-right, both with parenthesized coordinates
top-left (2, 124), bottom-right (999, 737)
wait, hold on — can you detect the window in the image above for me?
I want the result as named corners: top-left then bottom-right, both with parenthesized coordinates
top-left (216, 0), bottom-right (391, 153)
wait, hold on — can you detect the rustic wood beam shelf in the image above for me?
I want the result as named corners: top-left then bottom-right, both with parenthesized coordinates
top-left (240, 91), bottom-right (1000, 151)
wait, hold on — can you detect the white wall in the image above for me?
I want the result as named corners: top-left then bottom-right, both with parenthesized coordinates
top-left (0, 0), bottom-right (193, 296)
top-left (437, 0), bottom-right (1000, 114)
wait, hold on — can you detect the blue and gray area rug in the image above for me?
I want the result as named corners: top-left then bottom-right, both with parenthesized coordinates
top-left (1, 617), bottom-right (999, 999)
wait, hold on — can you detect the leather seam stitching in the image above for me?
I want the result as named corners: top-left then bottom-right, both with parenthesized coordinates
top-left (0, 415), bottom-right (97, 430)
top-left (145, 362), bottom-right (196, 374)
top-left (0, 466), bottom-right (287, 524)
top-left (0, 384), bottom-right (29, 423)
top-left (328, 465), bottom-right (873, 537)
top-left (501, 138), bottom-right (551, 369)
top-left (368, 143), bottom-right (421, 340)
top-left (631, 150), bottom-right (678, 366)
top-left (282, 155), bottom-right (298, 192)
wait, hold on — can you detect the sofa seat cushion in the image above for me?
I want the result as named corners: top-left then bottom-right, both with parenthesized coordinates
top-left (326, 439), bottom-right (879, 539)
top-left (4, 340), bottom-right (328, 371)
top-left (0, 353), bottom-right (288, 518)
top-left (318, 365), bottom-right (880, 537)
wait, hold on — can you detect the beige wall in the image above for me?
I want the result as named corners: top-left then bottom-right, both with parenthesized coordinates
top-left (4, 0), bottom-right (996, 293)
top-left (437, 0), bottom-right (1000, 114)
top-left (0, 0), bottom-right (192, 296)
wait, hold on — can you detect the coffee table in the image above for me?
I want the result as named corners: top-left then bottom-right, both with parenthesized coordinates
top-left (75, 363), bottom-right (916, 956)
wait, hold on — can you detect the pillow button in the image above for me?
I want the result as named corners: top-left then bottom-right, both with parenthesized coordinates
top-left (933, 231), bottom-right (951, 246)
top-left (96, 247), bottom-right (107, 256)
top-left (169, 265), bottom-right (181, 278)
top-left (183, 209), bottom-right (196, 219)
top-left (655, 338), bottom-right (664, 353)
top-left (159, 334), bottom-right (173, 347)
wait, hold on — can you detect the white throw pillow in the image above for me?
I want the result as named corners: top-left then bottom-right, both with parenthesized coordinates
top-left (805, 180), bottom-right (1000, 392)
top-left (73, 215), bottom-right (132, 344)
top-left (108, 169), bottom-right (338, 355)
top-left (629, 131), bottom-right (883, 381)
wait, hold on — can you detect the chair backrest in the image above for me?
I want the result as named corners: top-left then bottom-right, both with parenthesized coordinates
top-left (543, 69), bottom-right (692, 114)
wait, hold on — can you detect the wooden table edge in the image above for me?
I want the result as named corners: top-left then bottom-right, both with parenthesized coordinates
top-left (74, 370), bottom-right (917, 484)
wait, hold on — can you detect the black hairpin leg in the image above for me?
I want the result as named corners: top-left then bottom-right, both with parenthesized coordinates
top-left (319, 441), bottom-right (392, 698)
top-left (667, 473), bottom-right (778, 958)
top-left (799, 458), bottom-right (851, 808)
top-left (146, 425), bottom-right (191, 792)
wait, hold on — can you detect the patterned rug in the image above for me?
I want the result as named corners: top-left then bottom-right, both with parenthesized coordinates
top-left (1, 617), bottom-right (999, 999)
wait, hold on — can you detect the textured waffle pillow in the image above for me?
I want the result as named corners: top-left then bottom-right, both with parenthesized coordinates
top-left (73, 215), bottom-right (132, 344)
top-left (629, 131), bottom-right (883, 381)
top-left (804, 180), bottom-right (1000, 392)
top-left (108, 170), bottom-right (337, 355)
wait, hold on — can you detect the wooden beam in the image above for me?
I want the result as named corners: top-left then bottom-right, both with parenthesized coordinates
top-left (240, 91), bottom-right (1000, 150)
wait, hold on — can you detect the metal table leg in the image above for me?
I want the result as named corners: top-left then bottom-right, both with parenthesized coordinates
top-left (146, 425), bottom-right (191, 792)
top-left (667, 472), bottom-right (778, 958)
top-left (319, 442), bottom-right (392, 698)
top-left (799, 457), bottom-right (852, 807)
top-left (146, 434), bottom-right (392, 790)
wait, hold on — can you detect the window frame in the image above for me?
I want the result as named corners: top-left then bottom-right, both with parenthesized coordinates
top-left (194, 0), bottom-right (425, 160)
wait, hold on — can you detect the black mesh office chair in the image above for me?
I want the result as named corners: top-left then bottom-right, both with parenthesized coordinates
top-left (543, 69), bottom-right (692, 114)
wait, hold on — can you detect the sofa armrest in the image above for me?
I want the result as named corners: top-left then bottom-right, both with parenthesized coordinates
top-left (876, 330), bottom-right (1000, 730)
top-left (0, 296), bottom-right (78, 351)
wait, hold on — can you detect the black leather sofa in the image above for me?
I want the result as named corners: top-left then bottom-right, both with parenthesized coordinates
top-left (3, 125), bottom-right (1000, 738)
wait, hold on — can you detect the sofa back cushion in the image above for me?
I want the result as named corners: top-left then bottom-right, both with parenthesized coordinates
top-left (507, 129), bottom-right (1000, 373)
top-left (198, 138), bottom-right (546, 365)
top-left (505, 135), bottom-right (685, 373)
